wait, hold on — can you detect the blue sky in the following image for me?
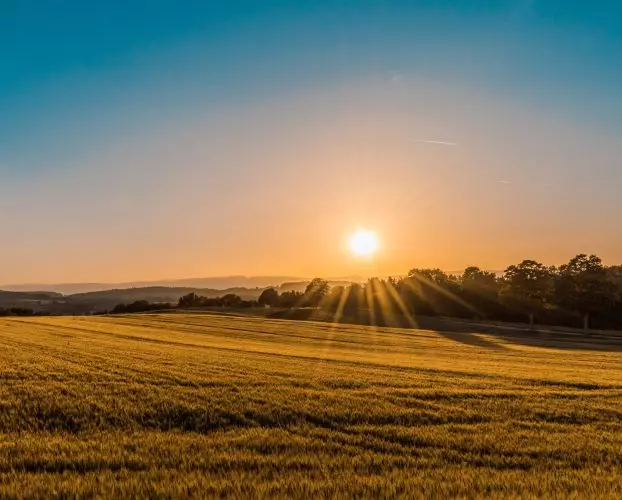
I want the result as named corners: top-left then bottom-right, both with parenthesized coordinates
top-left (1, 1), bottom-right (621, 282)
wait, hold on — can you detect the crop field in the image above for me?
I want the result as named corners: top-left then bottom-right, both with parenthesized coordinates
top-left (1, 313), bottom-right (622, 497)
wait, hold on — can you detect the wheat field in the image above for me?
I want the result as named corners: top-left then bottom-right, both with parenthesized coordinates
top-left (1, 312), bottom-right (622, 498)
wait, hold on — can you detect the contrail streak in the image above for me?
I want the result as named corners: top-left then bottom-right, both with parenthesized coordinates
top-left (414, 139), bottom-right (457, 146)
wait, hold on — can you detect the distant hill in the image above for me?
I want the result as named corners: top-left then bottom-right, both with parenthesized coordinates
top-left (1, 276), bottom-right (305, 295)
top-left (0, 286), bottom-right (267, 315)
top-left (276, 280), bottom-right (358, 293)
top-left (0, 279), bottom-right (366, 315)
top-left (0, 275), bottom-right (368, 295)
top-left (68, 286), bottom-right (263, 309)
top-left (0, 290), bottom-right (62, 309)
top-left (66, 282), bottom-right (360, 312)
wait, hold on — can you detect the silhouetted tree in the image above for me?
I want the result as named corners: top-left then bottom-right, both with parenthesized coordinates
top-left (500, 260), bottom-right (551, 329)
top-left (323, 286), bottom-right (346, 312)
top-left (406, 268), bottom-right (466, 317)
top-left (461, 266), bottom-right (501, 319)
top-left (462, 266), bottom-right (498, 288)
top-left (178, 293), bottom-right (200, 308)
top-left (607, 265), bottom-right (622, 287)
top-left (278, 290), bottom-right (303, 308)
top-left (343, 283), bottom-right (365, 318)
top-left (221, 294), bottom-right (243, 307)
top-left (258, 288), bottom-right (280, 307)
top-left (304, 278), bottom-right (330, 306)
top-left (0, 308), bottom-right (36, 317)
top-left (555, 254), bottom-right (618, 329)
top-left (111, 301), bottom-right (172, 314)
top-left (408, 268), bottom-right (459, 287)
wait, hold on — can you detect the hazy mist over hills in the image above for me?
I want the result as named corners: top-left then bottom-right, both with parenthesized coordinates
top-left (0, 276), bottom-right (363, 316)
top-left (0, 275), bottom-right (366, 295)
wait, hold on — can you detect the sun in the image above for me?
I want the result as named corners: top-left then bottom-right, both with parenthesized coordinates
top-left (348, 229), bottom-right (379, 257)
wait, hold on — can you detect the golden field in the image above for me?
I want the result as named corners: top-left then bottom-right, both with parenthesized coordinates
top-left (1, 312), bottom-right (622, 498)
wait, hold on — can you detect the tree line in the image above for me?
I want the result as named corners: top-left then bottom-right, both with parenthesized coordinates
top-left (18, 253), bottom-right (621, 331)
top-left (0, 307), bottom-right (50, 317)
top-left (258, 254), bottom-right (622, 330)
top-left (107, 292), bottom-right (259, 315)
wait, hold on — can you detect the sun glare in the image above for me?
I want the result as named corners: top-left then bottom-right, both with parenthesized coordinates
top-left (348, 229), bottom-right (379, 257)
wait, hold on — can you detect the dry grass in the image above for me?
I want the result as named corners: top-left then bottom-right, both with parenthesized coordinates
top-left (1, 312), bottom-right (622, 498)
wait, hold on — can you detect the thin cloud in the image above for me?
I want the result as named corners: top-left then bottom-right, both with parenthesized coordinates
top-left (391, 72), bottom-right (402, 83)
top-left (497, 180), bottom-right (554, 187)
top-left (413, 139), bottom-right (457, 146)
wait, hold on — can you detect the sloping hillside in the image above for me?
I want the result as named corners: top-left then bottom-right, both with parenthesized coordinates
top-left (0, 290), bottom-right (62, 309)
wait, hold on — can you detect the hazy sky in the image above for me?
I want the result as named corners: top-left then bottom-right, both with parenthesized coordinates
top-left (1, 1), bottom-right (621, 283)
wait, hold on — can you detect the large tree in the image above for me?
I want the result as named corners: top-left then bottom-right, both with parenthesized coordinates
top-left (460, 266), bottom-right (501, 318)
top-left (178, 293), bottom-right (201, 308)
top-left (278, 291), bottom-right (303, 308)
top-left (258, 288), bottom-right (280, 307)
top-left (555, 254), bottom-right (618, 330)
top-left (406, 268), bottom-right (466, 317)
top-left (220, 294), bottom-right (242, 308)
top-left (500, 260), bottom-right (551, 329)
top-left (462, 266), bottom-right (498, 289)
top-left (304, 278), bottom-right (330, 307)
top-left (408, 268), bottom-right (458, 288)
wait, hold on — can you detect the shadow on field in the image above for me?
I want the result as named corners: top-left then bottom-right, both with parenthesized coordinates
top-left (269, 309), bottom-right (622, 352)
top-left (436, 318), bottom-right (622, 352)
top-left (434, 330), bottom-right (506, 350)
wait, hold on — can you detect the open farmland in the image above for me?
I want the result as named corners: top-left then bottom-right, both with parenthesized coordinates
top-left (1, 313), bottom-right (622, 497)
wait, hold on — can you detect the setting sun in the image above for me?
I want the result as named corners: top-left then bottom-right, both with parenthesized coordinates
top-left (348, 229), bottom-right (379, 257)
